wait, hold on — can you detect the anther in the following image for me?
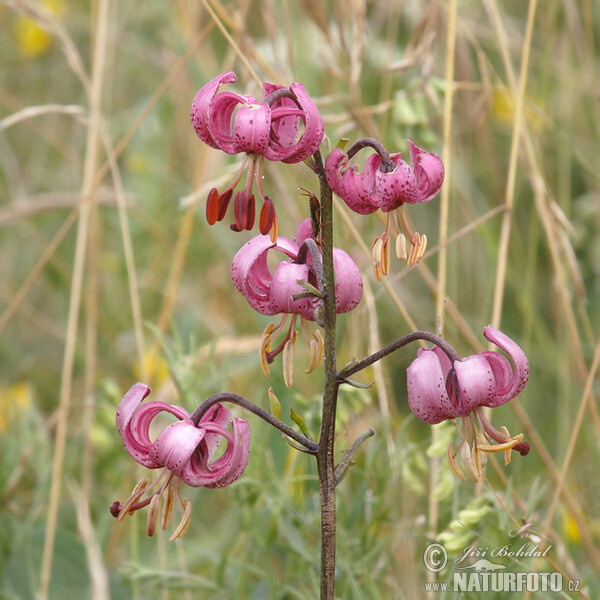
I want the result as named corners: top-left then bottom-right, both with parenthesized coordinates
top-left (169, 498), bottom-right (192, 542)
top-left (146, 494), bottom-right (161, 537)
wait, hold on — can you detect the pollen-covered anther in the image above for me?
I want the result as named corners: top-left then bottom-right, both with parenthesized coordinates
top-left (446, 442), bottom-right (466, 481)
top-left (407, 232), bottom-right (426, 268)
top-left (168, 498), bottom-right (192, 542)
top-left (116, 478), bottom-right (149, 522)
top-left (260, 322), bottom-right (275, 377)
top-left (161, 486), bottom-right (175, 530)
top-left (460, 441), bottom-right (480, 482)
top-left (305, 329), bottom-right (324, 374)
top-left (146, 494), bottom-right (161, 537)
top-left (396, 233), bottom-right (407, 260)
top-left (371, 237), bottom-right (384, 281)
top-left (282, 329), bottom-right (298, 387)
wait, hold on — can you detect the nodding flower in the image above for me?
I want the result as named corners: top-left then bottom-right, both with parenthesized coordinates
top-left (325, 138), bottom-right (444, 279)
top-left (110, 383), bottom-right (250, 541)
top-left (406, 327), bottom-right (530, 482)
top-left (231, 218), bottom-right (363, 387)
top-left (191, 72), bottom-right (324, 241)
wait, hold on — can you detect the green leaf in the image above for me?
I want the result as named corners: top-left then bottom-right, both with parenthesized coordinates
top-left (268, 387), bottom-right (281, 420)
top-left (290, 408), bottom-right (311, 439)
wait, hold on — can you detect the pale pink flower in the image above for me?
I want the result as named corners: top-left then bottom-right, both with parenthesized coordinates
top-left (407, 327), bottom-right (530, 481)
top-left (191, 72), bottom-right (324, 238)
top-left (111, 383), bottom-right (250, 539)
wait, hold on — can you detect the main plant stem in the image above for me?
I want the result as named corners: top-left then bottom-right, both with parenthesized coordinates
top-left (314, 150), bottom-right (338, 600)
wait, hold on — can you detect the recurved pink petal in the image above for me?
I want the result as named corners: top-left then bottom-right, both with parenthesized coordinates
top-left (483, 326), bottom-right (529, 404)
top-left (181, 418), bottom-right (250, 488)
top-left (190, 72), bottom-right (238, 150)
top-left (407, 140), bottom-right (444, 203)
top-left (232, 103), bottom-right (271, 155)
top-left (198, 403), bottom-right (233, 460)
top-left (231, 234), bottom-right (298, 315)
top-left (293, 218), bottom-right (313, 246)
top-left (332, 248), bottom-right (363, 313)
top-left (149, 419), bottom-right (206, 479)
top-left (264, 82), bottom-right (300, 150)
top-left (454, 354), bottom-right (498, 415)
top-left (375, 156), bottom-right (417, 211)
top-left (325, 149), bottom-right (378, 215)
top-left (264, 82), bottom-right (324, 163)
top-left (117, 384), bottom-right (190, 468)
top-left (269, 262), bottom-right (314, 315)
top-left (407, 349), bottom-right (459, 424)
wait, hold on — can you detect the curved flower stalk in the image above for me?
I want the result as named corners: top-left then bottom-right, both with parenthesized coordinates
top-left (191, 71), bottom-right (324, 240)
top-left (325, 138), bottom-right (444, 278)
top-left (231, 218), bottom-right (363, 386)
top-left (407, 326), bottom-right (530, 482)
top-left (110, 383), bottom-right (250, 540)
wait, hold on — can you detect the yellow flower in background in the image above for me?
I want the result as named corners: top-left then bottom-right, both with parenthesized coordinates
top-left (15, 0), bottom-right (64, 58)
top-left (561, 509), bottom-right (582, 544)
top-left (0, 381), bottom-right (32, 433)
top-left (135, 348), bottom-right (170, 388)
top-left (492, 86), bottom-right (544, 132)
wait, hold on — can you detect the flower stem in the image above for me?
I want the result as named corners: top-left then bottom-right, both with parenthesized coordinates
top-left (345, 137), bottom-right (395, 171)
top-left (313, 149), bottom-right (338, 600)
top-left (190, 393), bottom-right (319, 454)
top-left (337, 331), bottom-right (460, 382)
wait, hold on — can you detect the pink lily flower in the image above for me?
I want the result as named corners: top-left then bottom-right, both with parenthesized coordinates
top-left (406, 327), bottom-right (530, 481)
top-left (325, 139), bottom-right (444, 277)
top-left (231, 218), bottom-right (363, 385)
top-left (191, 72), bottom-right (324, 239)
top-left (111, 383), bottom-right (250, 540)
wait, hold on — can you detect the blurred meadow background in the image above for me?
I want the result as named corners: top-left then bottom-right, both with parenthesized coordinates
top-left (1, 0), bottom-right (599, 598)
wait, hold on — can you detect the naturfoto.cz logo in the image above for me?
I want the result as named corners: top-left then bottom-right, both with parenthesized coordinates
top-left (423, 543), bottom-right (581, 594)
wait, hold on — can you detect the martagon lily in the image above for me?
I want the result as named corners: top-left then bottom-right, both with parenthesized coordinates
top-left (325, 138), bottom-right (444, 278)
top-left (191, 71), bottom-right (324, 239)
top-left (406, 326), bottom-right (530, 482)
top-left (110, 383), bottom-right (250, 540)
top-left (231, 218), bottom-right (363, 386)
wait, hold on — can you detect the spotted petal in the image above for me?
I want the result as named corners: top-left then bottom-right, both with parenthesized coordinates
top-left (332, 248), bottom-right (363, 313)
top-left (190, 71), bottom-right (239, 150)
top-left (116, 384), bottom-right (191, 468)
top-left (408, 140), bottom-right (445, 203)
top-left (325, 148), bottom-right (379, 215)
top-left (182, 418), bottom-right (250, 488)
top-left (482, 326), bottom-right (530, 405)
top-left (407, 348), bottom-right (459, 424)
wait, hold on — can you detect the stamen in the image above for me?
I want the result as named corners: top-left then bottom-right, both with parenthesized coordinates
top-left (117, 481), bottom-right (149, 522)
top-left (396, 233), bottom-right (407, 260)
top-left (282, 329), bottom-right (298, 388)
top-left (260, 322), bottom-right (275, 377)
top-left (217, 189), bottom-right (232, 221)
top-left (371, 237), bottom-right (384, 281)
top-left (259, 196), bottom-right (276, 237)
top-left (146, 494), bottom-right (161, 537)
top-left (476, 433), bottom-right (524, 455)
top-left (161, 485), bottom-right (175, 530)
top-left (446, 442), bottom-right (466, 481)
top-left (206, 188), bottom-right (220, 225)
top-left (168, 497), bottom-right (192, 542)
top-left (460, 441), bottom-right (480, 482)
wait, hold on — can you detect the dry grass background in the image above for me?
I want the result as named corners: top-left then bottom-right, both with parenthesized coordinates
top-left (0, 0), bottom-right (599, 598)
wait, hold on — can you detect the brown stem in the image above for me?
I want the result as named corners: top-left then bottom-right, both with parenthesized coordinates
top-left (313, 149), bottom-right (338, 600)
top-left (190, 393), bottom-right (319, 454)
top-left (345, 137), bottom-right (395, 171)
top-left (336, 331), bottom-right (461, 381)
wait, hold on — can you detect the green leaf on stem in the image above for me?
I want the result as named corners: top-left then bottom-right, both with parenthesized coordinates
top-left (290, 408), bottom-right (311, 439)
